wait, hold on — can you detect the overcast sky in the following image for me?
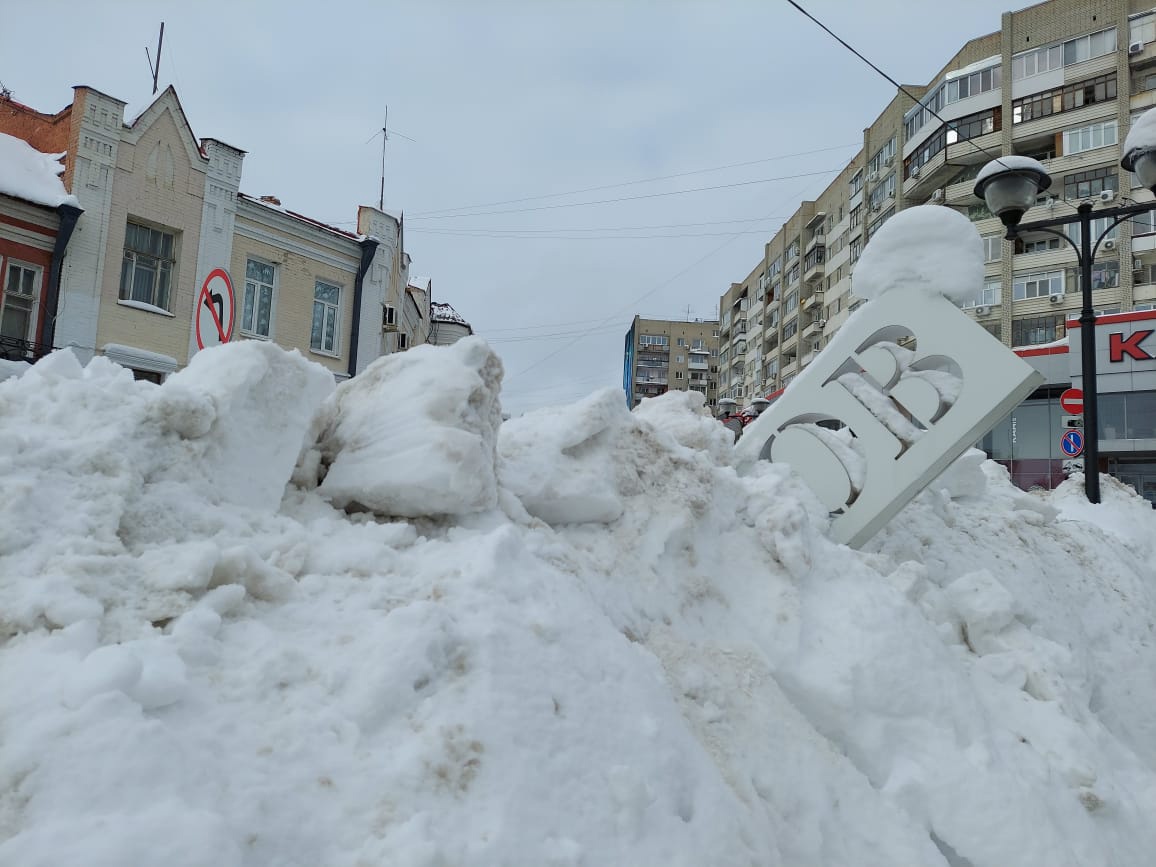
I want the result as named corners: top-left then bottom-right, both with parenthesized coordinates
top-left (2, 0), bottom-right (1014, 414)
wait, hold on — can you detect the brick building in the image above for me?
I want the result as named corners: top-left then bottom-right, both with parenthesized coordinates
top-left (0, 131), bottom-right (82, 363)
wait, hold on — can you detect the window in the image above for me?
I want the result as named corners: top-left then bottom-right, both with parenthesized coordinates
top-left (1132, 14), bottom-right (1156, 47)
top-left (849, 206), bottom-right (862, 230)
top-left (1087, 261), bottom-right (1119, 290)
top-left (1134, 211), bottom-right (1156, 237)
top-left (120, 221), bottom-right (176, 311)
top-left (969, 202), bottom-right (995, 222)
top-left (1013, 269), bottom-right (1064, 300)
top-left (867, 137), bottom-right (896, 175)
top-left (786, 263), bottom-right (800, 285)
top-left (1066, 215), bottom-right (1117, 246)
top-left (398, 332), bottom-right (409, 350)
top-left (982, 322), bottom-right (1002, 340)
top-left (982, 235), bottom-right (1002, 263)
top-left (242, 259), bottom-right (275, 337)
top-left (1063, 27), bottom-right (1117, 66)
top-left (784, 289), bottom-right (799, 313)
top-left (675, 371), bottom-right (684, 380)
top-left (1012, 73), bottom-right (1117, 124)
top-left (849, 170), bottom-right (864, 197)
top-left (868, 173), bottom-right (896, 211)
top-left (311, 280), bottom-right (341, 355)
top-left (783, 318), bottom-right (798, 340)
top-left (1, 261), bottom-right (41, 343)
top-left (676, 337), bottom-right (686, 346)
top-left (849, 237), bottom-right (862, 263)
top-left (1012, 315), bottom-right (1066, 346)
top-left (639, 334), bottom-right (669, 347)
top-left (1063, 120), bottom-right (1118, 156)
top-left (676, 354), bottom-right (684, 363)
top-left (787, 240), bottom-right (800, 261)
top-left (1019, 236), bottom-right (1061, 254)
top-left (1012, 44), bottom-right (1064, 80)
top-left (960, 279), bottom-right (1001, 309)
top-left (1063, 166), bottom-right (1118, 200)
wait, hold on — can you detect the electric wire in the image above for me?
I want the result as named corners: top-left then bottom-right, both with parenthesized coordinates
top-left (405, 168), bottom-right (846, 220)
top-left (504, 174), bottom-right (831, 384)
top-left (784, 0), bottom-right (1014, 173)
top-left (408, 142), bottom-right (861, 217)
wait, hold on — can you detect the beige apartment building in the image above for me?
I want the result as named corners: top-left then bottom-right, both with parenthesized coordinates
top-left (623, 315), bottom-right (720, 408)
top-left (719, 0), bottom-right (1156, 406)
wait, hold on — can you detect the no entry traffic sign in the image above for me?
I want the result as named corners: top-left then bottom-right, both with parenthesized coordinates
top-left (1059, 387), bottom-right (1084, 415)
top-left (195, 268), bottom-right (236, 351)
top-left (1061, 429), bottom-right (1084, 457)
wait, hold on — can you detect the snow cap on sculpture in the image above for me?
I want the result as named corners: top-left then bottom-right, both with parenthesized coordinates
top-left (852, 205), bottom-right (984, 303)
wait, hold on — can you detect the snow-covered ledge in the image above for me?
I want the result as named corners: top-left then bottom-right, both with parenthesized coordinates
top-left (102, 343), bottom-right (179, 375)
top-left (117, 299), bottom-right (175, 318)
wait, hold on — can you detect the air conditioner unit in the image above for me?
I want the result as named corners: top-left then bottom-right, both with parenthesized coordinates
top-left (1049, 293), bottom-right (1063, 303)
top-left (816, 319), bottom-right (827, 328)
top-left (910, 166), bottom-right (921, 179)
top-left (974, 305), bottom-right (989, 315)
top-left (1099, 189), bottom-right (1117, 203)
top-left (382, 304), bottom-right (398, 331)
top-left (1130, 40), bottom-right (1144, 55)
top-left (1103, 238), bottom-right (1117, 251)
top-left (930, 188), bottom-right (944, 203)
top-left (868, 171), bottom-right (880, 183)
top-left (1134, 258), bottom-right (1145, 271)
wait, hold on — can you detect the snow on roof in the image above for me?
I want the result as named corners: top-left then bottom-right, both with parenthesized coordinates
top-left (430, 301), bottom-right (471, 328)
top-left (0, 132), bottom-right (79, 209)
top-left (238, 192), bottom-right (362, 242)
top-left (408, 275), bottom-right (430, 290)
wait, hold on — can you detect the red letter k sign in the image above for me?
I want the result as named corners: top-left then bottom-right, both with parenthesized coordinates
top-left (1109, 330), bottom-right (1155, 363)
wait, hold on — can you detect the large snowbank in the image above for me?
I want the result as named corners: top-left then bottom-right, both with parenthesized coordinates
top-left (0, 132), bottom-right (79, 209)
top-left (2, 339), bottom-right (1156, 866)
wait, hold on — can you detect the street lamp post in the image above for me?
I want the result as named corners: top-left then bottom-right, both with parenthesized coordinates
top-left (974, 122), bottom-right (1156, 505)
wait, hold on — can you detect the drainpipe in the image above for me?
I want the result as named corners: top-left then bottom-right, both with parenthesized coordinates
top-left (42, 202), bottom-right (83, 350)
top-left (347, 235), bottom-right (380, 378)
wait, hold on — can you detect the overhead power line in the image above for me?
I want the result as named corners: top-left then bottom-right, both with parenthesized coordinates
top-left (408, 227), bottom-right (779, 241)
top-left (405, 168), bottom-right (845, 221)
top-left (785, 0), bottom-right (1010, 170)
top-left (408, 142), bottom-right (861, 217)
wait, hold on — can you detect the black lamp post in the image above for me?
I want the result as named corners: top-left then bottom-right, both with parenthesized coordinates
top-left (974, 136), bottom-right (1156, 505)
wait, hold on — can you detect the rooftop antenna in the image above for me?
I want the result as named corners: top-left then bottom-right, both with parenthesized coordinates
top-left (379, 107), bottom-right (388, 211)
top-left (145, 22), bottom-right (165, 95)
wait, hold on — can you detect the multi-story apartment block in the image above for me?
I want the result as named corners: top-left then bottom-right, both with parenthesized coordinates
top-left (622, 315), bottom-right (720, 408)
top-left (719, 0), bottom-right (1156, 406)
top-left (0, 84), bottom-right (410, 382)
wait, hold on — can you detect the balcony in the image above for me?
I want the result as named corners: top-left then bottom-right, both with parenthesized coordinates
top-left (635, 374), bottom-right (668, 386)
top-left (804, 291), bottom-right (823, 311)
top-left (803, 249), bottom-right (826, 283)
top-left (689, 357), bottom-right (709, 370)
top-left (0, 334), bottom-right (54, 362)
top-left (801, 317), bottom-right (824, 339)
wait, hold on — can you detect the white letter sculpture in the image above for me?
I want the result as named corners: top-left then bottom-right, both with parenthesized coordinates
top-left (735, 207), bottom-right (1043, 548)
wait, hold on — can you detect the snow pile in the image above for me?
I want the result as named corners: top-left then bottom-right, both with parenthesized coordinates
top-left (307, 336), bottom-right (502, 517)
top-left (2, 339), bottom-right (1156, 865)
top-left (0, 132), bottom-right (79, 209)
top-left (853, 205), bottom-right (984, 302)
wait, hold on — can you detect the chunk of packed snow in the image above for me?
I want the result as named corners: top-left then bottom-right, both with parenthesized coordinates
top-left (0, 132), bottom-right (79, 208)
top-left (852, 205), bottom-right (984, 302)
top-left (311, 336), bottom-right (503, 517)
top-left (1, 338), bottom-right (1156, 865)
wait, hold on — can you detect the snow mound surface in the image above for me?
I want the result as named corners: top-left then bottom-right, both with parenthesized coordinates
top-left (853, 205), bottom-right (985, 302)
top-left (2, 341), bottom-right (1156, 866)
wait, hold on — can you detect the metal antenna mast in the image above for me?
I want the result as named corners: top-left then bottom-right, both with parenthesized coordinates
top-left (379, 107), bottom-right (388, 211)
top-left (145, 23), bottom-right (165, 95)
